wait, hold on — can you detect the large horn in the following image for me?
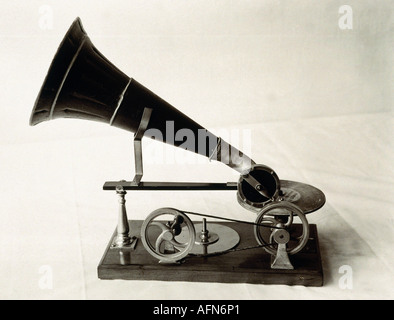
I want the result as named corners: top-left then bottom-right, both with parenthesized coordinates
top-left (30, 18), bottom-right (281, 207)
top-left (30, 18), bottom-right (256, 173)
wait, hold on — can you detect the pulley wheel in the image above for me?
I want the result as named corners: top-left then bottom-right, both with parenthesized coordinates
top-left (141, 208), bottom-right (196, 263)
top-left (254, 201), bottom-right (309, 255)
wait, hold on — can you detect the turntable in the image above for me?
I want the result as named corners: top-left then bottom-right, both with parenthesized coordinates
top-left (30, 18), bottom-right (326, 286)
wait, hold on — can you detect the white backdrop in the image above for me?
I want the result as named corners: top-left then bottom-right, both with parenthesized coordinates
top-left (0, 0), bottom-right (393, 300)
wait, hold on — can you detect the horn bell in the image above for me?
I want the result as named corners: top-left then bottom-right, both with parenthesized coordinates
top-left (30, 18), bottom-right (220, 158)
top-left (30, 17), bottom-right (282, 210)
top-left (30, 17), bottom-right (261, 176)
top-left (30, 17), bottom-right (130, 127)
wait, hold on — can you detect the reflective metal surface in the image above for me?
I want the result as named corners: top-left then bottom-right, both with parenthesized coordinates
top-left (178, 222), bottom-right (240, 256)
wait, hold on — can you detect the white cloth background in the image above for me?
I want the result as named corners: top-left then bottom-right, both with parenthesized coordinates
top-left (0, 1), bottom-right (392, 299)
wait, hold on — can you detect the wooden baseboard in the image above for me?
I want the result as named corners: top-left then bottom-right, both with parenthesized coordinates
top-left (98, 220), bottom-right (323, 286)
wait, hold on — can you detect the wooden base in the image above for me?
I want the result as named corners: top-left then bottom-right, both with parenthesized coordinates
top-left (98, 220), bottom-right (323, 286)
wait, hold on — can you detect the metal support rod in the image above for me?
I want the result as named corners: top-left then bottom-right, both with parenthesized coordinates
top-left (200, 218), bottom-right (209, 243)
top-left (112, 185), bottom-right (133, 247)
top-left (111, 107), bottom-right (153, 248)
top-left (103, 181), bottom-right (238, 190)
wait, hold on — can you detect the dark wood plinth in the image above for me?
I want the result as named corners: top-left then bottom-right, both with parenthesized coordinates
top-left (98, 221), bottom-right (323, 286)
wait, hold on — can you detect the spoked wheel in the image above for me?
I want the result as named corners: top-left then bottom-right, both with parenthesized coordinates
top-left (254, 202), bottom-right (309, 256)
top-left (140, 208), bottom-right (196, 263)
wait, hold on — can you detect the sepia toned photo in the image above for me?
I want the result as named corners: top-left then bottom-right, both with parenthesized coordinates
top-left (0, 1), bottom-right (392, 303)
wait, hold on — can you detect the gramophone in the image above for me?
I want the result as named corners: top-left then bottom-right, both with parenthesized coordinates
top-left (30, 18), bottom-right (326, 286)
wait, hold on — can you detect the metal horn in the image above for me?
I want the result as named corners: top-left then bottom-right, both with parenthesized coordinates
top-left (30, 17), bottom-right (281, 209)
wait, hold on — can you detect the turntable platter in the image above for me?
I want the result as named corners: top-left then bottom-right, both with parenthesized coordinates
top-left (279, 180), bottom-right (325, 214)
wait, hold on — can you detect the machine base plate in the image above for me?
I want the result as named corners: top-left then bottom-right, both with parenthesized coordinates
top-left (98, 220), bottom-right (323, 286)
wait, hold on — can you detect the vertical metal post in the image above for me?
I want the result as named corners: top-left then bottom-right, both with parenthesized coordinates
top-left (112, 185), bottom-right (134, 247)
top-left (111, 107), bottom-right (153, 248)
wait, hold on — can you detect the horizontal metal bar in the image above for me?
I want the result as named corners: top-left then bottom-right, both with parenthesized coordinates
top-left (103, 181), bottom-right (238, 191)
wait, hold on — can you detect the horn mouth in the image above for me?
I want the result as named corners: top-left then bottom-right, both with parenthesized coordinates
top-left (29, 17), bottom-right (87, 126)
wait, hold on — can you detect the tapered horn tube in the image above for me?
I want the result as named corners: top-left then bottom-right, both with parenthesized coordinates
top-left (29, 17), bottom-right (255, 174)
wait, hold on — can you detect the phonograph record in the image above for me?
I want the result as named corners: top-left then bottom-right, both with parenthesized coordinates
top-left (29, 18), bottom-right (326, 286)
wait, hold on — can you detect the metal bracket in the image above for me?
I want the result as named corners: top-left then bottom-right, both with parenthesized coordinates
top-left (110, 107), bottom-right (152, 249)
top-left (271, 243), bottom-right (294, 269)
top-left (270, 228), bottom-right (294, 269)
top-left (132, 107), bottom-right (153, 185)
